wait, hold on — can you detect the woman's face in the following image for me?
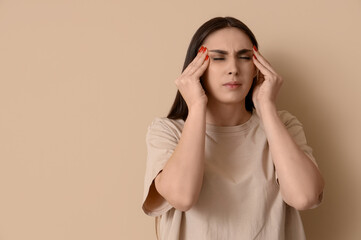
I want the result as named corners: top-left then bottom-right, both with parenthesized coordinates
top-left (202, 27), bottom-right (257, 105)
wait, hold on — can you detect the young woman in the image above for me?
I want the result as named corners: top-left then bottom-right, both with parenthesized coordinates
top-left (142, 16), bottom-right (325, 240)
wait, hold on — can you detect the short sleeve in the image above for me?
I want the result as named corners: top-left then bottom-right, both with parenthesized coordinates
top-left (278, 110), bottom-right (318, 167)
top-left (142, 118), bottom-right (180, 216)
top-left (276, 110), bottom-right (323, 208)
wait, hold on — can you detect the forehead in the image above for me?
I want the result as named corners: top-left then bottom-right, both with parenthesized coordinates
top-left (202, 27), bottom-right (252, 49)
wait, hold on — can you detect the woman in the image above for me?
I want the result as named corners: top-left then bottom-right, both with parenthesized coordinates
top-left (142, 16), bottom-right (325, 240)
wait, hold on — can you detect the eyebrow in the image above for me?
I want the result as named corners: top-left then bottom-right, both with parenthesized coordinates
top-left (208, 49), bottom-right (252, 55)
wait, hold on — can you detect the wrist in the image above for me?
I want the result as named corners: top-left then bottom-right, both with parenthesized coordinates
top-left (255, 101), bottom-right (277, 118)
top-left (188, 100), bottom-right (207, 113)
top-left (187, 102), bottom-right (207, 127)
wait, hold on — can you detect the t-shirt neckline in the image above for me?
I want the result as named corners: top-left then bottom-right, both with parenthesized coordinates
top-left (205, 112), bottom-right (258, 133)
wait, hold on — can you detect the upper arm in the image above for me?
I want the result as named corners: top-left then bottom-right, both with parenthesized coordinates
top-left (142, 118), bottom-right (179, 216)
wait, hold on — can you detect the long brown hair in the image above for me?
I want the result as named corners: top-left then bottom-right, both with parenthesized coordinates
top-left (167, 16), bottom-right (259, 120)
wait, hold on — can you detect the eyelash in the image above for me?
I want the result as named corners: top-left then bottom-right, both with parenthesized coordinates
top-left (213, 57), bottom-right (251, 61)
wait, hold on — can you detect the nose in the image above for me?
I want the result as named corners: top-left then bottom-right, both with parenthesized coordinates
top-left (227, 56), bottom-right (238, 76)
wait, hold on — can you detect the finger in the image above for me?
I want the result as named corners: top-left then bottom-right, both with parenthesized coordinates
top-left (182, 46), bottom-right (207, 75)
top-left (253, 55), bottom-right (274, 77)
top-left (187, 48), bottom-right (209, 75)
top-left (253, 49), bottom-right (277, 75)
top-left (193, 53), bottom-right (210, 78)
top-left (192, 47), bottom-right (209, 70)
top-left (253, 49), bottom-right (275, 72)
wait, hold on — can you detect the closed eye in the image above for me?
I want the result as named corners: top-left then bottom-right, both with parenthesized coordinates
top-left (212, 57), bottom-right (251, 61)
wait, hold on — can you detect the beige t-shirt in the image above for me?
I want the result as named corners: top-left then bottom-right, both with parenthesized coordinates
top-left (142, 110), bottom-right (320, 240)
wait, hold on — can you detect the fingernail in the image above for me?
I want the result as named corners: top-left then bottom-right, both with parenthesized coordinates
top-left (253, 54), bottom-right (257, 60)
top-left (202, 47), bottom-right (207, 53)
top-left (253, 45), bottom-right (258, 51)
top-left (198, 46), bottom-right (204, 53)
top-left (205, 55), bottom-right (209, 61)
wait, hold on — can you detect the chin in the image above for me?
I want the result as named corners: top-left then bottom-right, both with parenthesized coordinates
top-left (212, 96), bottom-right (245, 105)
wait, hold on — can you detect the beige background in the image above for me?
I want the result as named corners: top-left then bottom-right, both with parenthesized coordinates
top-left (0, 0), bottom-right (360, 239)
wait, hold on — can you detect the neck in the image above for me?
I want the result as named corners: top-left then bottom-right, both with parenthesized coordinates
top-left (206, 98), bottom-right (252, 126)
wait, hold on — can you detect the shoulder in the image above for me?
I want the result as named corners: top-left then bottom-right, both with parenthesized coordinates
top-left (148, 117), bottom-right (184, 130)
top-left (147, 117), bottom-right (184, 139)
top-left (277, 110), bottom-right (303, 127)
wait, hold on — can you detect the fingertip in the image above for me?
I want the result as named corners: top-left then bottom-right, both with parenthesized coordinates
top-left (198, 46), bottom-right (205, 53)
top-left (252, 55), bottom-right (258, 64)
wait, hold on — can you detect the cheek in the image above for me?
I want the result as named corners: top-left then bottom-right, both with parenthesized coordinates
top-left (202, 65), bottom-right (215, 82)
top-left (241, 62), bottom-right (256, 73)
top-left (239, 64), bottom-right (256, 89)
top-left (203, 63), bottom-right (220, 78)
top-left (202, 66), bottom-right (219, 91)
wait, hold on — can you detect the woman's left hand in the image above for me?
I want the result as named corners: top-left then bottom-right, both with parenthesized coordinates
top-left (252, 46), bottom-right (283, 114)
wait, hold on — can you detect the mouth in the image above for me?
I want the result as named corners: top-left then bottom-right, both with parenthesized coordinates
top-left (223, 81), bottom-right (241, 89)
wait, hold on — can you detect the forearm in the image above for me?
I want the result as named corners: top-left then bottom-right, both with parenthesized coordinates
top-left (155, 103), bottom-right (206, 211)
top-left (259, 104), bottom-right (325, 210)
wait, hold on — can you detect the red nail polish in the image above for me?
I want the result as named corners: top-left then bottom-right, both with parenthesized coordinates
top-left (253, 54), bottom-right (257, 60)
top-left (253, 45), bottom-right (258, 51)
top-left (205, 55), bottom-right (209, 60)
top-left (202, 47), bottom-right (207, 53)
top-left (198, 46), bottom-right (204, 53)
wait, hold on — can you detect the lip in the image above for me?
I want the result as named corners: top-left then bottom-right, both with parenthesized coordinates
top-left (223, 81), bottom-right (242, 89)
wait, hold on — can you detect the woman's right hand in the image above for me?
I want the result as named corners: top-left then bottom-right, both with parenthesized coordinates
top-left (174, 46), bottom-right (210, 110)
